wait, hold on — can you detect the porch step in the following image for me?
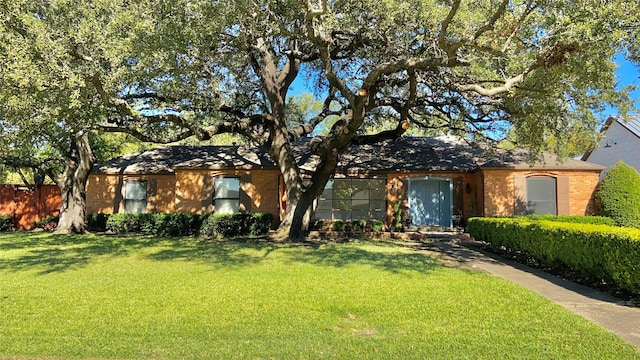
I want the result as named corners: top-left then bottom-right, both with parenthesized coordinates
top-left (406, 226), bottom-right (463, 234)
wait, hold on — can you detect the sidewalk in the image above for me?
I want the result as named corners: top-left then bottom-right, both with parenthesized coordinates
top-left (426, 233), bottom-right (640, 350)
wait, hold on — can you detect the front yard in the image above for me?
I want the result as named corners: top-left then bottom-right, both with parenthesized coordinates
top-left (1, 232), bottom-right (638, 359)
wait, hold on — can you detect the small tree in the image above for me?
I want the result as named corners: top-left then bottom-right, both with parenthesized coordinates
top-left (595, 161), bottom-right (640, 228)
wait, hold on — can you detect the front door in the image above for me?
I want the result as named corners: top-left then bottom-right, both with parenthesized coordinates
top-left (408, 178), bottom-right (452, 227)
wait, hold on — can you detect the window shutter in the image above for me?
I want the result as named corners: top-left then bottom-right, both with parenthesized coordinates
top-left (513, 174), bottom-right (527, 215)
top-left (556, 175), bottom-right (570, 215)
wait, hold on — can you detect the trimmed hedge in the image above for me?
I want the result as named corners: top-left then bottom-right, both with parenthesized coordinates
top-left (508, 214), bottom-right (616, 226)
top-left (87, 213), bottom-right (110, 232)
top-left (100, 212), bottom-right (272, 238)
top-left (0, 215), bottom-right (12, 232)
top-left (468, 217), bottom-right (640, 295)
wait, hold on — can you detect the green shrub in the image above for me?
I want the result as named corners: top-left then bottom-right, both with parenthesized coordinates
top-left (331, 220), bottom-right (346, 231)
top-left (87, 213), bottom-right (110, 232)
top-left (595, 161), bottom-right (640, 228)
top-left (199, 213), bottom-right (255, 238)
top-left (106, 213), bottom-right (206, 236)
top-left (392, 202), bottom-right (403, 231)
top-left (250, 212), bottom-right (273, 236)
top-left (468, 217), bottom-right (640, 295)
top-left (105, 212), bottom-right (269, 238)
top-left (106, 213), bottom-right (141, 233)
top-left (371, 220), bottom-right (385, 232)
top-left (32, 216), bottom-right (59, 231)
top-left (351, 220), bottom-right (366, 232)
top-left (0, 215), bottom-right (12, 232)
top-left (151, 213), bottom-right (204, 237)
top-left (513, 214), bottom-right (616, 226)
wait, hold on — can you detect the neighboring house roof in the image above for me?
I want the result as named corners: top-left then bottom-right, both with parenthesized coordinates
top-left (614, 115), bottom-right (640, 139)
top-left (581, 115), bottom-right (640, 161)
top-left (94, 135), bottom-right (604, 175)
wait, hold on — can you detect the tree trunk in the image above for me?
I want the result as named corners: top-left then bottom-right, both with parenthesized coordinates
top-left (277, 146), bottom-right (340, 240)
top-left (287, 192), bottom-right (315, 240)
top-left (55, 131), bottom-right (95, 234)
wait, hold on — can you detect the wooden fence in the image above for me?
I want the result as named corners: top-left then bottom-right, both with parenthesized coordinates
top-left (0, 185), bottom-right (61, 230)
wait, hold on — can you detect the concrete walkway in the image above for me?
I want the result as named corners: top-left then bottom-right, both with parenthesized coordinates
top-left (426, 233), bottom-right (640, 350)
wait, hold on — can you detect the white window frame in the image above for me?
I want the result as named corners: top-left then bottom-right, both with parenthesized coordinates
top-left (214, 177), bottom-right (241, 214)
top-left (124, 180), bottom-right (147, 214)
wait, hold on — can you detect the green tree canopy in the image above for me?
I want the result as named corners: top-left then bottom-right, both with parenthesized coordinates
top-left (2, 0), bottom-right (640, 237)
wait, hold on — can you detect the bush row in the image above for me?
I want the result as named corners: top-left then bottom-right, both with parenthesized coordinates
top-left (90, 212), bottom-right (273, 238)
top-left (467, 217), bottom-right (640, 295)
top-left (505, 214), bottom-right (616, 226)
top-left (311, 219), bottom-right (385, 232)
top-left (0, 215), bottom-right (12, 232)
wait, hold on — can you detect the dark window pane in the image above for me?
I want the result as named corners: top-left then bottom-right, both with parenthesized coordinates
top-left (526, 177), bottom-right (557, 215)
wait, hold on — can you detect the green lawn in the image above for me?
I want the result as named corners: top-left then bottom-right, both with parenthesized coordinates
top-left (1, 232), bottom-right (638, 359)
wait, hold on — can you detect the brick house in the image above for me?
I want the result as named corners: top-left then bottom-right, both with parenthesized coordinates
top-left (87, 136), bottom-right (604, 228)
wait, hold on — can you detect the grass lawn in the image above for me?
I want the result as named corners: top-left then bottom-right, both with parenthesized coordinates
top-left (1, 232), bottom-right (639, 359)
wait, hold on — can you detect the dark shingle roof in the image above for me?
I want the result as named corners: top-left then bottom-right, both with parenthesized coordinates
top-left (93, 136), bottom-right (604, 175)
top-left (93, 145), bottom-right (276, 174)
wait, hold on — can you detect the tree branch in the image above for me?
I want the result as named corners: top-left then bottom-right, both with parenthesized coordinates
top-left (351, 119), bottom-right (410, 145)
top-left (473, 0), bottom-right (510, 40)
top-left (454, 64), bottom-right (539, 96)
top-left (289, 89), bottom-right (343, 137)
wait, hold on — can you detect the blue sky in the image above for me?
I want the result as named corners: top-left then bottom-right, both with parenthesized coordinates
top-left (607, 54), bottom-right (640, 118)
top-left (288, 55), bottom-right (640, 128)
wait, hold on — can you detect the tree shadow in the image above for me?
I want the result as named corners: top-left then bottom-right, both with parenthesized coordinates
top-left (284, 240), bottom-right (442, 274)
top-left (0, 233), bottom-right (444, 275)
top-left (145, 239), bottom-right (280, 268)
top-left (0, 232), bottom-right (164, 274)
top-left (0, 233), bottom-right (287, 274)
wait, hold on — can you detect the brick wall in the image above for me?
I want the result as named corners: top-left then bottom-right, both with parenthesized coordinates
top-left (481, 169), bottom-right (601, 217)
top-left (174, 169), bottom-right (279, 215)
top-left (88, 170), bottom-right (281, 225)
top-left (86, 174), bottom-right (176, 214)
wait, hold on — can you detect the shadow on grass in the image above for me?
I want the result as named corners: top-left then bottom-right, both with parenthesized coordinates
top-left (0, 232), bottom-right (164, 274)
top-left (0, 232), bottom-right (286, 274)
top-left (145, 239), bottom-right (280, 268)
top-left (285, 242), bottom-right (442, 274)
top-left (0, 232), bottom-right (443, 275)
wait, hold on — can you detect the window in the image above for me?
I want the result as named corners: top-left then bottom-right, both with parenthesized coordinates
top-left (125, 180), bottom-right (147, 213)
top-left (214, 177), bottom-right (240, 214)
top-left (526, 176), bottom-right (557, 215)
top-left (315, 179), bottom-right (386, 220)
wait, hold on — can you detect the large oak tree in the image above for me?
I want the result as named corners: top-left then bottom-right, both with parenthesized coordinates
top-left (2, 0), bottom-right (639, 238)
